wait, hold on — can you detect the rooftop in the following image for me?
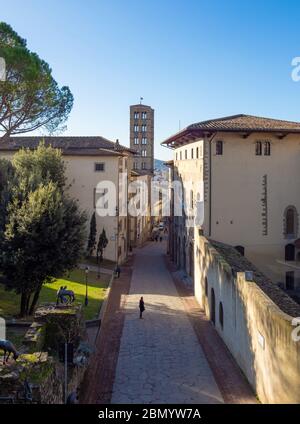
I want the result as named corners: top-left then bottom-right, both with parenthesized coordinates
top-left (161, 114), bottom-right (300, 148)
top-left (209, 238), bottom-right (300, 317)
top-left (0, 136), bottom-right (136, 156)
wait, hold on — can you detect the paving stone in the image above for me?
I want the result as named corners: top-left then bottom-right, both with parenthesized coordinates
top-left (111, 242), bottom-right (224, 404)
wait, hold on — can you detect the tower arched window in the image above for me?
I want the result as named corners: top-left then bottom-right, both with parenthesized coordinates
top-left (190, 190), bottom-right (194, 210)
top-left (264, 141), bottom-right (271, 156)
top-left (255, 141), bottom-right (262, 155)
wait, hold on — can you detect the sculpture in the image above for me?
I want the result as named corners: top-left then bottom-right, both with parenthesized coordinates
top-left (0, 339), bottom-right (19, 364)
top-left (56, 286), bottom-right (75, 305)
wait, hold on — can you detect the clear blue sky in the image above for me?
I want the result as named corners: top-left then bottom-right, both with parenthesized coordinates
top-left (2, 0), bottom-right (300, 160)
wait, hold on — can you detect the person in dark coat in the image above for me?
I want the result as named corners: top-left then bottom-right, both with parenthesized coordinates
top-left (115, 265), bottom-right (121, 278)
top-left (139, 296), bottom-right (145, 319)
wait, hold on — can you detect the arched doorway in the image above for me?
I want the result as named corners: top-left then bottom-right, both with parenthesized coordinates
top-left (285, 244), bottom-right (295, 261)
top-left (210, 288), bottom-right (216, 325)
top-left (234, 245), bottom-right (245, 256)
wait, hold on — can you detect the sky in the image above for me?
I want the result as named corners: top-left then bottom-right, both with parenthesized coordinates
top-left (2, 0), bottom-right (300, 161)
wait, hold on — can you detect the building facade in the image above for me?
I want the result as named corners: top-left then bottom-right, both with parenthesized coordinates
top-left (0, 136), bottom-right (135, 264)
top-left (130, 104), bottom-right (154, 174)
top-left (162, 114), bottom-right (300, 297)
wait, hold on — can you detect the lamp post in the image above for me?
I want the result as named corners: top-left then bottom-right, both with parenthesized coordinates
top-left (84, 266), bottom-right (89, 306)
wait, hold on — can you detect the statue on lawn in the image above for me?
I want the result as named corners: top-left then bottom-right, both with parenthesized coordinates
top-left (0, 339), bottom-right (19, 364)
top-left (56, 286), bottom-right (75, 306)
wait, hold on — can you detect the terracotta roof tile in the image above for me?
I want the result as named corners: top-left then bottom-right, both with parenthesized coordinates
top-left (0, 136), bottom-right (134, 154)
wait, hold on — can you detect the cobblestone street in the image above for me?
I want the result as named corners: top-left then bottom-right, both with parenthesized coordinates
top-left (83, 240), bottom-right (256, 404)
top-left (111, 242), bottom-right (224, 404)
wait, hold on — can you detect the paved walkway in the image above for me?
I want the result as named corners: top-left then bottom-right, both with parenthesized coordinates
top-left (111, 242), bottom-right (224, 404)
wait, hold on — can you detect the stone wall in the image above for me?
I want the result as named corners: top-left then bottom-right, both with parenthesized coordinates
top-left (0, 304), bottom-right (90, 404)
top-left (194, 233), bottom-right (300, 404)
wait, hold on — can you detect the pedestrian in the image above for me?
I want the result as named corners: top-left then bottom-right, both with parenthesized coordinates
top-left (115, 265), bottom-right (121, 278)
top-left (159, 236), bottom-right (163, 242)
top-left (139, 296), bottom-right (145, 319)
top-left (155, 235), bottom-right (158, 242)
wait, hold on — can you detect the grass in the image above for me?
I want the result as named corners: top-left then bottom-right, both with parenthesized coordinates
top-left (0, 269), bottom-right (111, 321)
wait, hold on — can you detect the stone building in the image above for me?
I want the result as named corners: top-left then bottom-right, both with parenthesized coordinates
top-left (0, 136), bottom-right (135, 264)
top-left (194, 234), bottom-right (300, 404)
top-left (129, 103), bottom-right (154, 174)
top-left (128, 170), bottom-right (152, 248)
top-left (162, 114), bottom-right (300, 295)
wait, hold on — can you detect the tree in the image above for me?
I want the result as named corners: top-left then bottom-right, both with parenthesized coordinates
top-left (96, 229), bottom-right (108, 264)
top-left (0, 144), bottom-right (86, 317)
top-left (0, 22), bottom-right (73, 139)
top-left (86, 212), bottom-right (97, 258)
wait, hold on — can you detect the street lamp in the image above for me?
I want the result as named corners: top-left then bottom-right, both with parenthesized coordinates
top-left (84, 266), bottom-right (89, 306)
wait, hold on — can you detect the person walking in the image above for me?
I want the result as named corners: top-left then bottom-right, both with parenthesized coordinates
top-left (139, 296), bottom-right (145, 319)
top-left (115, 265), bottom-right (121, 278)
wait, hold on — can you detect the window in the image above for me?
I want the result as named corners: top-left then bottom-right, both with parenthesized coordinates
top-left (286, 208), bottom-right (295, 236)
top-left (285, 244), bottom-right (295, 261)
top-left (142, 150), bottom-right (147, 157)
top-left (255, 141), bottom-right (262, 156)
top-left (142, 125), bottom-right (147, 132)
top-left (264, 141), bottom-right (271, 156)
top-left (286, 271), bottom-right (295, 290)
top-left (185, 149), bottom-right (187, 159)
top-left (196, 147), bottom-right (199, 159)
top-left (134, 137), bottom-right (139, 145)
top-left (191, 148), bottom-right (194, 159)
top-left (216, 141), bottom-right (223, 155)
top-left (234, 245), bottom-right (245, 256)
top-left (142, 111), bottom-right (147, 120)
top-left (142, 162), bottom-right (146, 170)
top-left (180, 151), bottom-right (182, 160)
top-left (134, 112), bottom-right (139, 120)
top-left (133, 162), bottom-right (138, 170)
top-left (134, 125), bottom-right (139, 132)
top-left (95, 162), bottom-right (105, 172)
top-left (219, 302), bottom-right (224, 329)
top-left (142, 137), bottom-right (147, 144)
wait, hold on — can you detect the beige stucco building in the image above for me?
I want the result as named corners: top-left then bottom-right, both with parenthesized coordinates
top-left (162, 114), bottom-right (300, 299)
top-left (0, 136), bottom-right (136, 264)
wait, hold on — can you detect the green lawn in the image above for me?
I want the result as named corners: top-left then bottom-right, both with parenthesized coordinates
top-left (0, 269), bottom-right (111, 321)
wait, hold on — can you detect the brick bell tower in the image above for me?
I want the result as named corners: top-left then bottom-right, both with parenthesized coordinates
top-left (129, 101), bottom-right (154, 174)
